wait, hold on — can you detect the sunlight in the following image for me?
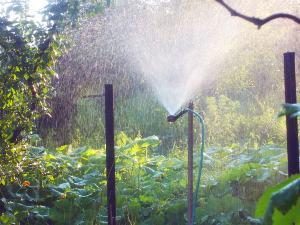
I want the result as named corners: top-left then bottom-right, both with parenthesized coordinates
top-left (29, 0), bottom-right (47, 13)
top-left (28, 0), bottom-right (47, 20)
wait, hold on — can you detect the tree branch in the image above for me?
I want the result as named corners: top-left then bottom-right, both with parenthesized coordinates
top-left (215, 0), bottom-right (300, 29)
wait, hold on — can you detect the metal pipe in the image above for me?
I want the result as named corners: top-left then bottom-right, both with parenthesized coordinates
top-left (166, 104), bottom-right (194, 225)
top-left (167, 109), bottom-right (188, 122)
top-left (284, 52), bottom-right (300, 176)
top-left (105, 84), bottom-right (116, 225)
top-left (187, 102), bottom-right (194, 225)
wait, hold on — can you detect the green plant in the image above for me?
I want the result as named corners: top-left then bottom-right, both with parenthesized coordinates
top-left (1, 134), bottom-right (187, 224)
top-left (0, 133), bottom-right (290, 225)
top-left (73, 92), bottom-right (188, 153)
top-left (0, 0), bottom-right (106, 151)
top-left (256, 175), bottom-right (300, 225)
top-left (204, 95), bottom-right (285, 147)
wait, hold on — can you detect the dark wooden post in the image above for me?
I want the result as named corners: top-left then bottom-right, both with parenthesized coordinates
top-left (284, 52), bottom-right (300, 176)
top-left (187, 102), bottom-right (194, 225)
top-left (105, 84), bottom-right (116, 225)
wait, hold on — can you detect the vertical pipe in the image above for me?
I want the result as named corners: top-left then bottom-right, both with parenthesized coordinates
top-left (284, 52), bottom-right (300, 176)
top-left (107, 0), bottom-right (111, 7)
top-left (187, 102), bottom-right (194, 225)
top-left (105, 84), bottom-right (116, 225)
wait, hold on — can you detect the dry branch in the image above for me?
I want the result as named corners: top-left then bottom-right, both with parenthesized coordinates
top-left (215, 0), bottom-right (300, 28)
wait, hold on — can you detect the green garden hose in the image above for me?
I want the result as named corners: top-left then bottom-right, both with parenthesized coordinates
top-left (167, 108), bottom-right (205, 225)
top-left (185, 109), bottom-right (205, 225)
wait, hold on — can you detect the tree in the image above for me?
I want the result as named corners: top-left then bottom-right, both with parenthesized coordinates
top-left (0, 0), bottom-right (106, 151)
top-left (0, 16), bottom-right (59, 151)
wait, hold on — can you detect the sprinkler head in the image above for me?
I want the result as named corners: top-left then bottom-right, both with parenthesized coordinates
top-left (167, 115), bottom-right (179, 122)
top-left (167, 109), bottom-right (188, 122)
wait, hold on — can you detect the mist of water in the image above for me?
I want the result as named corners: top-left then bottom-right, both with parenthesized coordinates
top-left (117, 0), bottom-right (298, 114)
top-left (119, 1), bottom-right (242, 114)
top-left (61, 0), bottom-right (299, 115)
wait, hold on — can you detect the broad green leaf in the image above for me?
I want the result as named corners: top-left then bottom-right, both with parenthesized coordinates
top-left (272, 199), bottom-right (300, 225)
top-left (256, 175), bottom-right (300, 218)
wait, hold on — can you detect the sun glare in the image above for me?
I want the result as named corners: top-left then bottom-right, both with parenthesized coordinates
top-left (28, 0), bottom-right (47, 20)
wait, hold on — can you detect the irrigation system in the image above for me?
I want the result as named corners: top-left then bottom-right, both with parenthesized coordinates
top-left (167, 104), bottom-right (205, 225)
top-left (100, 51), bottom-right (299, 225)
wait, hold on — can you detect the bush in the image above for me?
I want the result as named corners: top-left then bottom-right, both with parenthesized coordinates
top-left (204, 95), bottom-right (285, 147)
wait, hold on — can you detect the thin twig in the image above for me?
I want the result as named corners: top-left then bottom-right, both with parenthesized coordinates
top-left (215, 0), bottom-right (300, 29)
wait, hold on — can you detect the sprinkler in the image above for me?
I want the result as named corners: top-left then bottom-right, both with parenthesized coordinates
top-left (167, 109), bottom-right (188, 122)
top-left (167, 105), bottom-right (205, 225)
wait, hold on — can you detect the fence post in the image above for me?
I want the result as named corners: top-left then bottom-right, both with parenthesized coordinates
top-left (284, 52), bottom-right (300, 176)
top-left (105, 84), bottom-right (116, 225)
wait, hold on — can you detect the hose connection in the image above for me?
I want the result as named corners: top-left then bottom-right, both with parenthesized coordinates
top-left (167, 109), bottom-right (188, 122)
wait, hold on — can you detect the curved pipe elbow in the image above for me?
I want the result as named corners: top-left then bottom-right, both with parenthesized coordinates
top-left (167, 109), bottom-right (188, 122)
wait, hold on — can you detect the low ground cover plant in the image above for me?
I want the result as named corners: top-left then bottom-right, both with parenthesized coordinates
top-left (0, 133), bottom-right (288, 224)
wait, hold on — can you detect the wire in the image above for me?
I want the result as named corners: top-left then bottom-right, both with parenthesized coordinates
top-left (185, 109), bottom-right (205, 225)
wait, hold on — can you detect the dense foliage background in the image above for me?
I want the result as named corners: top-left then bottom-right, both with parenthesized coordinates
top-left (0, 0), bottom-right (300, 224)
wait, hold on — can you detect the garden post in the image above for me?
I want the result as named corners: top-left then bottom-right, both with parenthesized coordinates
top-left (284, 52), bottom-right (300, 176)
top-left (105, 84), bottom-right (116, 225)
top-left (188, 102), bottom-right (194, 225)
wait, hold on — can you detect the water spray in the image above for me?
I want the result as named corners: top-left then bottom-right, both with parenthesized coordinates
top-left (167, 104), bottom-right (205, 225)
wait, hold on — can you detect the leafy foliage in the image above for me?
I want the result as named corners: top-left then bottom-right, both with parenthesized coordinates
top-left (256, 175), bottom-right (300, 225)
top-left (279, 103), bottom-right (300, 118)
top-left (0, 134), bottom-right (288, 225)
top-left (0, 17), bottom-right (59, 150)
top-left (0, 0), bottom-right (106, 151)
top-left (0, 0), bottom-right (71, 151)
top-left (0, 1), bottom-right (298, 225)
top-left (44, 0), bottom-right (104, 29)
top-left (204, 93), bottom-right (285, 147)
